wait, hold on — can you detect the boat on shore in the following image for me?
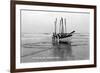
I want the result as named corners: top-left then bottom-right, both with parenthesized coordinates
top-left (52, 17), bottom-right (75, 43)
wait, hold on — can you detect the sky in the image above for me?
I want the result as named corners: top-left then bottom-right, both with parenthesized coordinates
top-left (21, 9), bottom-right (90, 34)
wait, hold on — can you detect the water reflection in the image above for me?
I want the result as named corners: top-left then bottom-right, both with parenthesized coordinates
top-left (52, 40), bottom-right (74, 61)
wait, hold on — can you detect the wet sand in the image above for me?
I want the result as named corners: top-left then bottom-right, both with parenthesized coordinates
top-left (21, 33), bottom-right (89, 63)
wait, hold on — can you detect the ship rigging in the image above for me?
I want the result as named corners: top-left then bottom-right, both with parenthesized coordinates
top-left (52, 17), bottom-right (75, 43)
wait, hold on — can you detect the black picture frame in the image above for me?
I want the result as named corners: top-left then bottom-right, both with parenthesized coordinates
top-left (10, 0), bottom-right (97, 73)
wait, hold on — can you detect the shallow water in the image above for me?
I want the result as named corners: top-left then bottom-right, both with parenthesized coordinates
top-left (21, 33), bottom-right (89, 63)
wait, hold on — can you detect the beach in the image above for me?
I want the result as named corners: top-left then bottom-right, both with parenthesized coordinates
top-left (20, 33), bottom-right (89, 63)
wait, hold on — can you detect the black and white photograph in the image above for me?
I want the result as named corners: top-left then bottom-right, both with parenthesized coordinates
top-left (11, 1), bottom-right (96, 72)
top-left (20, 9), bottom-right (90, 63)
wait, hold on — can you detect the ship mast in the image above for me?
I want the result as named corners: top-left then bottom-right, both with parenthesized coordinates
top-left (61, 17), bottom-right (64, 34)
top-left (59, 17), bottom-right (65, 34)
top-left (64, 18), bottom-right (67, 33)
top-left (55, 18), bottom-right (57, 34)
top-left (59, 17), bottom-right (61, 34)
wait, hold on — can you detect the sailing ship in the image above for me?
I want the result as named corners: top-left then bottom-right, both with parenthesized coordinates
top-left (52, 17), bottom-right (75, 43)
